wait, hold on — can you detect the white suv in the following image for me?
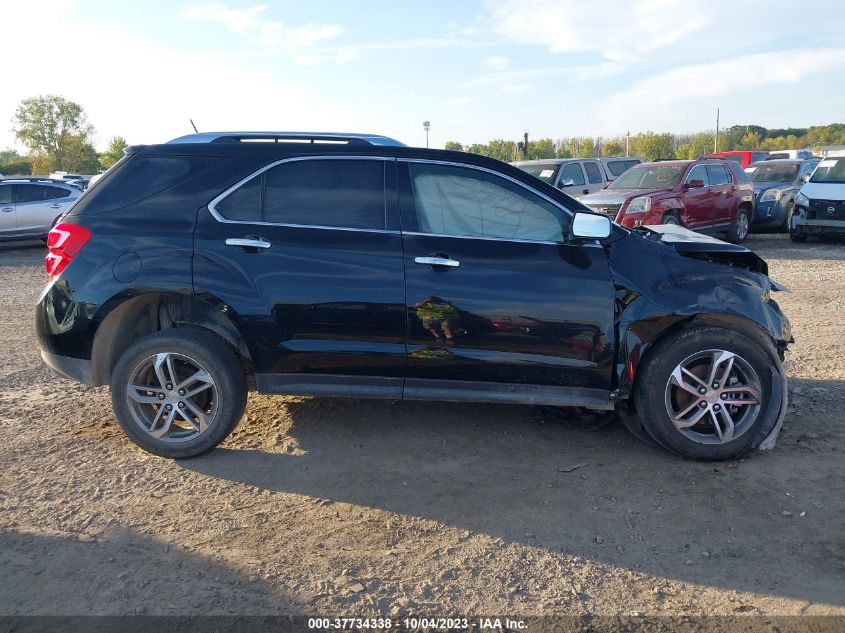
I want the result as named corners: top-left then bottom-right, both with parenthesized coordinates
top-left (790, 155), bottom-right (845, 242)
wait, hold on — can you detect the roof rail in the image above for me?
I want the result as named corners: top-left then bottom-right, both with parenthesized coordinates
top-left (166, 131), bottom-right (407, 147)
top-left (0, 177), bottom-right (76, 184)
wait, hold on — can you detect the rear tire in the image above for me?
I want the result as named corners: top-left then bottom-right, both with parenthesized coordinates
top-left (110, 327), bottom-right (247, 458)
top-left (725, 207), bottom-right (750, 243)
top-left (634, 326), bottom-right (774, 461)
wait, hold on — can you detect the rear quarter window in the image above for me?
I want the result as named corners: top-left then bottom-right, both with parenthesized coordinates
top-left (69, 154), bottom-right (222, 215)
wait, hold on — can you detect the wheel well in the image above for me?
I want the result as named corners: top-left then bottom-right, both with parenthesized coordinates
top-left (628, 312), bottom-right (779, 398)
top-left (91, 293), bottom-right (252, 386)
top-left (739, 201), bottom-right (753, 213)
top-left (662, 209), bottom-right (683, 224)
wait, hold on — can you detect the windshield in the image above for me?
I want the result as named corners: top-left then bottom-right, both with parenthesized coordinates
top-left (810, 158), bottom-right (845, 184)
top-left (516, 163), bottom-right (559, 184)
top-left (745, 164), bottom-right (799, 183)
top-left (608, 165), bottom-right (686, 189)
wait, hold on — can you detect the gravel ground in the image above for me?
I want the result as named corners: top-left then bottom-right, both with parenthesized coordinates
top-left (0, 234), bottom-right (843, 618)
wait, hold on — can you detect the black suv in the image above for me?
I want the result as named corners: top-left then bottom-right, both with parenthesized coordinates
top-left (36, 132), bottom-right (792, 461)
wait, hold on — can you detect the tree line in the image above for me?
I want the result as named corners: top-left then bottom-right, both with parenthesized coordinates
top-left (0, 95), bottom-right (127, 176)
top-left (445, 124), bottom-right (845, 162)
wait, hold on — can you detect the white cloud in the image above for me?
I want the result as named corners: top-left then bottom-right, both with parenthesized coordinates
top-left (182, 3), bottom-right (268, 35)
top-left (470, 61), bottom-right (627, 92)
top-left (483, 55), bottom-right (509, 71)
top-left (599, 48), bottom-right (845, 132)
top-left (486, 0), bottom-right (709, 61)
top-left (183, 3), bottom-right (343, 50)
top-left (0, 2), bottom-right (346, 151)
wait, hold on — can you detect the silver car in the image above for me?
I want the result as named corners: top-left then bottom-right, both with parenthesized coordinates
top-left (0, 179), bottom-right (82, 240)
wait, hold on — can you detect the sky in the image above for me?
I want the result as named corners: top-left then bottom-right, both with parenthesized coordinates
top-left (3, 0), bottom-right (845, 151)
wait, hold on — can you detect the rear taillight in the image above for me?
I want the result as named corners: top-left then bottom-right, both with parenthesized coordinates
top-left (46, 222), bottom-right (91, 281)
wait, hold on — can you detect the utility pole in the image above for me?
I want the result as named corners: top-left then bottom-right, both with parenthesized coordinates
top-left (626, 131), bottom-right (630, 157)
top-left (714, 108), bottom-right (720, 153)
top-left (523, 131), bottom-right (529, 159)
top-left (423, 121), bottom-right (430, 148)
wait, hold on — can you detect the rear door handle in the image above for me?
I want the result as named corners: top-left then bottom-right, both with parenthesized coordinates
top-left (225, 237), bottom-right (272, 250)
top-left (414, 256), bottom-right (460, 268)
top-left (50, 204), bottom-right (62, 209)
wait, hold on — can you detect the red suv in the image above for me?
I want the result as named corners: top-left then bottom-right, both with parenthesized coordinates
top-left (578, 159), bottom-right (756, 243)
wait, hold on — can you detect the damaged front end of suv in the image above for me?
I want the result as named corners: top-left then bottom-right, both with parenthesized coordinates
top-left (606, 224), bottom-right (792, 458)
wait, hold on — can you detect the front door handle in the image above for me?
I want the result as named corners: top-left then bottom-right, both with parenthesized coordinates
top-left (0, 207), bottom-right (12, 213)
top-left (415, 256), bottom-right (460, 268)
top-left (50, 204), bottom-right (62, 209)
top-left (225, 237), bottom-right (272, 250)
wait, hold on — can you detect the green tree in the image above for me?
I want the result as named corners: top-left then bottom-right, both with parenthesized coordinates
top-left (13, 95), bottom-right (98, 172)
top-left (528, 138), bottom-right (556, 159)
top-left (487, 139), bottom-right (519, 162)
top-left (444, 141), bottom-right (463, 151)
top-left (579, 138), bottom-right (596, 158)
top-left (600, 140), bottom-right (624, 156)
top-left (0, 149), bottom-right (31, 175)
top-left (99, 136), bottom-right (128, 168)
top-left (740, 131), bottom-right (763, 150)
top-left (629, 132), bottom-right (675, 161)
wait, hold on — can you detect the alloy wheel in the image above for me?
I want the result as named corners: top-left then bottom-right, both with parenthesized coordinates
top-left (736, 212), bottom-right (749, 240)
top-left (664, 349), bottom-right (762, 444)
top-left (126, 352), bottom-right (219, 442)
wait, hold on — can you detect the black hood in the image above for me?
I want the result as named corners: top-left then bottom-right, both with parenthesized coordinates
top-left (637, 224), bottom-right (768, 275)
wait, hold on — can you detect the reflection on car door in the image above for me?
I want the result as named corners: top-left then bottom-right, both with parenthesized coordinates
top-left (682, 164), bottom-right (715, 229)
top-left (399, 160), bottom-right (615, 408)
top-left (557, 162), bottom-right (589, 197)
top-left (192, 157), bottom-right (407, 397)
top-left (0, 185), bottom-right (15, 233)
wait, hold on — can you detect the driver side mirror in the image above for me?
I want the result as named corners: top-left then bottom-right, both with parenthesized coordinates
top-left (559, 179), bottom-right (575, 188)
top-left (685, 179), bottom-right (705, 189)
top-left (571, 212), bottom-right (611, 240)
top-left (801, 174), bottom-right (811, 183)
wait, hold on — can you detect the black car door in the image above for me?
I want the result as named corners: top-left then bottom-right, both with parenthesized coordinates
top-left (192, 156), bottom-right (407, 397)
top-left (399, 159), bottom-right (616, 408)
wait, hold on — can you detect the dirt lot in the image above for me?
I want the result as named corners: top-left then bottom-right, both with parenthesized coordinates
top-left (0, 234), bottom-right (843, 619)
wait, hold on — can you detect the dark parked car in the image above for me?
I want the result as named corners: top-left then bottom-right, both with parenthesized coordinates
top-left (744, 158), bottom-right (820, 231)
top-left (578, 159), bottom-right (756, 243)
top-left (36, 132), bottom-right (791, 461)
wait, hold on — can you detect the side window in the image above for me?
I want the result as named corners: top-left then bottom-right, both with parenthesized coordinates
top-left (408, 163), bottom-right (566, 243)
top-left (216, 174), bottom-right (262, 222)
top-left (0, 185), bottom-right (11, 204)
top-left (706, 164), bottom-right (731, 185)
top-left (733, 167), bottom-right (751, 183)
top-left (215, 159), bottom-right (387, 230)
top-left (799, 162), bottom-right (817, 180)
top-left (263, 159), bottom-right (385, 230)
top-left (685, 165), bottom-right (709, 185)
top-left (16, 184), bottom-right (49, 203)
top-left (583, 161), bottom-right (603, 184)
top-left (44, 186), bottom-right (72, 199)
top-left (558, 163), bottom-right (585, 186)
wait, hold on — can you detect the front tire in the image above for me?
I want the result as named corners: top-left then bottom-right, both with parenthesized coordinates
top-left (661, 212), bottom-right (680, 226)
top-left (110, 327), bottom-right (247, 458)
top-left (726, 207), bottom-right (750, 243)
top-left (634, 326), bottom-right (774, 461)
